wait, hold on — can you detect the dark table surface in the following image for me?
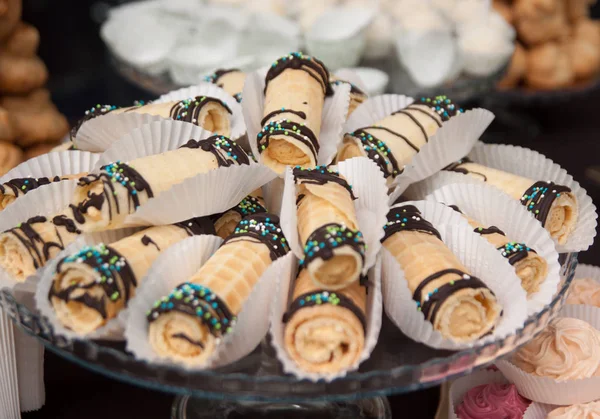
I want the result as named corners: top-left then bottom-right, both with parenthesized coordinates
top-left (15, 1), bottom-right (600, 418)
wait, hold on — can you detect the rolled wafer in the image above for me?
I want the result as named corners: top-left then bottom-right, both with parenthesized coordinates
top-left (0, 173), bottom-right (86, 211)
top-left (71, 135), bottom-right (250, 232)
top-left (444, 158), bottom-right (578, 244)
top-left (294, 166), bottom-right (365, 290)
top-left (447, 204), bottom-right (549, 295)
top-left (283, 268), bottom-right (367, 374)
top-left (210, 189), bottom-right (267, 239)
top-left (337, 96), bottom-right (463, 182)
top-left (48, 217), bottom-right (215, 335)
top-left (204, 68), bottom-right (246, 103)
top-left (257, 52), bottom-right (332, 174)
top-left (71, 96), bottom-right (233, 141)
top-left (147, 213), bottom-right (289, 366)
top-left (382, 204), bottom-right (501, 342)
top-left (330, 77), bottom-right (367, 117)
top-left (0, 212), bottom-right (82, 282)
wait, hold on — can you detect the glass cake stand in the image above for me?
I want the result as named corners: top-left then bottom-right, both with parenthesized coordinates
top-left (0, 253), bottom-right (577, 419)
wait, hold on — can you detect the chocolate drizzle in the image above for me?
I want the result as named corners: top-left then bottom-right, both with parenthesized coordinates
top-left (300, 223), bottom-right (365, 268)
top-left (391, 109), bottom-right (429, 142)
top-left (147, 282), bottom-right (236, 339)
top-left (520, 181), bottom-right (572, 226)
top-left (0, 176), bottom-right (62, 197)
top-left (474, 226), bottom-right (505, 236)
top-left (180, 135), bottom-right (250, 167)
top-left (382, 205), bottom-right (442, 242)
top-left (413, 268), bottom-right (490, 322)
top-left (171, 333), bottom-right (205, 349)
top-left (260, 108), bottom-right (307, 127)
top-left (48, 244), bottom-right (137, 318)
top-left (75, 162), bottom-right (154, 222)
top-left (257, 119), bottom-right (319, 161)
top-left (264, 52), bottom-right (333, 96)
top-left (141, 235), bottom-right (160, 251)
top-left (222, 213), bottom-right (289, 261)
top-left (70, 104), bottom-right (118, 140)
top-left (415, 96), bottom-right (463, 122)
top-left (293, 166), bottom-right (356, 200)
top-left (211, 195), bottom-right (267, 224)
top-left (204, 68), bottom-right (239, 85)
top-left (346, 129), bottom-right (401, 178)
top-left (444, 157), bottom-right (488, 181)
top-left (52, 215), bottom-right (82, 234)
top-left (174, 217), bottom-right (217, 236)
top-left (447, 204), bottom-right (463, 213)
top-left (497, 242), bottom-right (535, 266)
top-left (282, 290), bottom-right (367, 332)
top-left (169, 96), bottom-right (232, 124)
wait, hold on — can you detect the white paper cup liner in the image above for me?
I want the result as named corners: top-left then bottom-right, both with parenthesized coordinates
top-left (0, 309), bottom-right (20, 418)
top-left (448, 370), bottom-right (552, 419)
top-left (0, 151), bottom-right (98, 183)
top-left (343, 94), bottom-right (414, 134)
top-left (382, 201), bottom-right (528, 350)
top-left (333, 68), bottom-right (369, 96)
top-left (403, 171), bottom-right (482, 200)
top-left (426, 183), bottom-right (561, 316)
top-left (75, 112), bottom-right (164, 153)
top-left (575, 263), bottom-right (600, 281)
top-left (14, 327), bottom-right (45, 412)
top-left (468, 142), bottom-right (598, 253)
top-left (125, 234), bottom-right (288, 369)
top-left (94, 119), bottom-right (216, 168)
top-left (262, 177), bottom-right (285, 216)
top-left (154, 82), bottom-right (246, 141)
top-left (0, 180), bottom-right (77, 291)
top-left (497, 306), bottom-right (600, 405)
top-left (270, 253), bottom-right (382, 382)
top-left (125, 163), bottom-right (277, 226)
top-left (388, 109), bottom-right (495, 203)
top-left (242, 66), bottom-right (351, 171)
top-left (34, 227), bottom-right (141, 341)
top-left (280, 156), bottom-right (388, 274)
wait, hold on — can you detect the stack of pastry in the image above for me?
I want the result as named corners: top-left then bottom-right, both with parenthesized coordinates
top-left (283, 166), bottom-right (368, 374)
top-left (496, 0), bottom-right (600, 90)
top-left (0, 0), bottom-right (69, 172)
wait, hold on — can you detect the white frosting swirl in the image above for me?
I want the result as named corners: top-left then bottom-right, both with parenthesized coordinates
top-left (567, 278), bottom-right (600, 307)
top-left (512, 317), bottom-right (600, 381)
top-left (548, 400), bottom-right (600, 418)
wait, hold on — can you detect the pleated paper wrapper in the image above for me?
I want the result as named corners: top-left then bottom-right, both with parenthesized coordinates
top-left (381, 200), bottom-right (528, 350)
top-left (333, 68), bottom-right (369, 95)
top-left (242, 66), bottom-right (351, 171)
top-left (0, 150), bottom-right (98, 183)
top-left (88, 119), bottom-right (278, 226)
top-left (496, 304), bottom-right (600, 405)
top-left (269, 253), bottom-right (382, 382)
top-left (154, 82), bottom-right (246, 141)
top-left (34, 227), bottom-right (140, 341)
top-left (426, 183), bottom-right (561, 316)
top-left (279, 156), bottom-right (388, 274)
top-left (262, 177), bottom-right (285, 216)
top-left (0, 309), bottom-right (20, 419)
top-left (14, 327), bottom-right (44, 412)
top-left (448, 369), bottom-right (552, 419)
top-left (468, 142), bottom-right (597, 253)
top-left (125, 234), bottom-right (291, 370)
top-left (385, 109), bottom-right (495, 203)
top-left (0, 180), bottom-right (78, 290)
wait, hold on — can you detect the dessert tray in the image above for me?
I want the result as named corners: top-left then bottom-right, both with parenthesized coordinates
top-left (0, 252), bottom-right (577, 418)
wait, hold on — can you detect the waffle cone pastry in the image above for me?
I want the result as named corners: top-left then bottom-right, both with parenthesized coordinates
top-left (257, 52), bottom-right (331, 174)
top-left (445, 158), bottom-right (578, 244)
top-left (210, 189), bottom-right (266, 239)
top-left (294, 166), bottom-right (365, 290)
top-left (283, 268), bottom-right (366, 373)
top-left (382, 204), bottom-right (501, 342)
top-left (0, 212), bottom-right (82, 282)
top-left (447, 205), bottom-right (548, 295)
top-left (204, 68), bottom-right (246, 103)
top-left (337, 96), bottom-right (462, 183)
top-left (0, 173), bottom-right (85, 211)
top-left (71, 96), bottom-right (233, 141)
top-left (147, 213), bottom-right (289, 366)
top-left (330, 76), bottom-right (367, 117)
top-left (71, 136), bottom-right (250, 232)
top-left (48, 218), bottom-right (215, 335)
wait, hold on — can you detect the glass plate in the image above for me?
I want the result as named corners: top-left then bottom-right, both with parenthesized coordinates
top-left (0, 253), bottom-right (577, 403)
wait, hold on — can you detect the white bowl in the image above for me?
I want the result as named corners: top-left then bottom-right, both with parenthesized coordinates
top-left (350, 67), bottom-right (389, 95)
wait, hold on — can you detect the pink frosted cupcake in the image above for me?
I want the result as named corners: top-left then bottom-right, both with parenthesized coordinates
top-left (567, 278), bottom-right (600, 306)
top-left (455, 382), bottom-right (531, 419)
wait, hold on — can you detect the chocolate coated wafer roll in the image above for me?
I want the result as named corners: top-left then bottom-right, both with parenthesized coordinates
top-left (204, 68), bottom-right (246, 103)
top-left (210, 189), bottom-right (267, 239)
top-left (0, 173), bottom-right (85, 211)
